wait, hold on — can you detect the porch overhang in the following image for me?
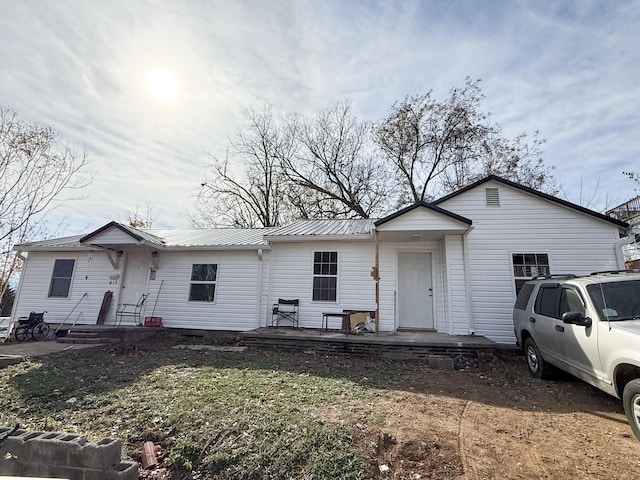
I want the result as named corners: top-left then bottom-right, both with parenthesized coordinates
top-left (373, 201), bottom-right (472, 242)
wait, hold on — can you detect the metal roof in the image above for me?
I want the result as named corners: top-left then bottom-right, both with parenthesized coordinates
top-left (266, 219), bottom-right (376, 238)
top-left (15, 227), bottom-right (274, 251)
top-left (15, 235), bottom-right (84, 249)
top-left (146, 228), bottom-right (274, 247)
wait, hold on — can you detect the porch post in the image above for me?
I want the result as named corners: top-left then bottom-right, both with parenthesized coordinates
top-left (374, 228), bottom-right (380, 335)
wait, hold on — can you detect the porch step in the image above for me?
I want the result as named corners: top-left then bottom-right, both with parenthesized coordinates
top-left (54, 325), bottom-right (165, 344)
top-left (57, 336), bottom-right (118, 345)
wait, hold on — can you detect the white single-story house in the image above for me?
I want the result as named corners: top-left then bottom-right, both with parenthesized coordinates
top-left (10, 176), bottom-right (629, 344)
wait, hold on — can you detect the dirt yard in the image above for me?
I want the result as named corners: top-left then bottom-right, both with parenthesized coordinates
top-left (344, 352), bottom-right (640, 479)
top-left (3, 339), bottom-right (640, 479)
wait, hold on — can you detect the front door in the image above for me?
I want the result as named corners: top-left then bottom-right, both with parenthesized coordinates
top-left (119, 250), bottom-right (149, 307)
top-left (398, 252), bottom-right (434, 329)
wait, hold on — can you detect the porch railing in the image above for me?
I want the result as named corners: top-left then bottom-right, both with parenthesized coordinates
top-left (607, 195), bottom-right (640, 222)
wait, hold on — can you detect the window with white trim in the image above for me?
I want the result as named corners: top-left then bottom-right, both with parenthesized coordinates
top-left (512, 253), bottom-right (549, 294)
top-left (48, 259), bottom-right (75, 297)
top-left (189, 264), bottom-right (217, 302)
top-left (312, 251), bottom-right (337, 301)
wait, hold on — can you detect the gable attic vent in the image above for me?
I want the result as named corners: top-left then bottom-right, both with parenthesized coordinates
top-left (485, 187), bottom-right (501, 207)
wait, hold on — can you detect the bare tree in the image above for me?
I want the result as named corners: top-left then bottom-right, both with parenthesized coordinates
top-left (624, 171), bottom-right (640, 191)
top-left (126, 204), bottom-right (156, 228)
top-left (283, 101), bottom-right (395, 218)
top-left (197, 107), bottom-right (295, 228)
top-left (376, 78), bottom-right (555, 203)
top-left (0, 107), bottom-right (91, 305)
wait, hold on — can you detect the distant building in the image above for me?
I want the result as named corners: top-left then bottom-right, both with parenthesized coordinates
top-left (607, 196), bottom-right (640, 268)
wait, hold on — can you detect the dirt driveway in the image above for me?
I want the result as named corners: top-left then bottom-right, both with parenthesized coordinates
top-left (338, 352), bottom-right (640, 479)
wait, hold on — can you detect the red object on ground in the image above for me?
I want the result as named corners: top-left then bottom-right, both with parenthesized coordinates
top-left (144, 316), bottom-right (163, 327)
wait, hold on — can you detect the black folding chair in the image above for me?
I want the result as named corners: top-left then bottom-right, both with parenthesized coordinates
top-left (116, 294), bottom-right (148, 326)
top-left (271, 299), bottom-right (299, 328)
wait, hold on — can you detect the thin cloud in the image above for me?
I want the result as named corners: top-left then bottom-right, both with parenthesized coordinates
top-left (0, 0), bottom-right (638, 233)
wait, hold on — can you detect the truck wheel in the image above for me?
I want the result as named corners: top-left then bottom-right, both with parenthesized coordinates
top-left (623, 379), bottom-right (640, 441)
top-left (524, 337), bottom-right (553, 379)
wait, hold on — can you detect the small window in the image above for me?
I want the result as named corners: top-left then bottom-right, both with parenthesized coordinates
top-left (313, 251), bottom-right (337, 301)
top-left (513, 253), bottom-right (549, 294)
top-left (49, 259), bottom-right (75, 297)
top-left (559, 287), bottom-right (585, 317)
top-left (514, 283), bottom-right (535, 310)
top-left (534, 284), bottom-right (561, 318)
top-left (189, 264), bottom-right (217, 302)
top-left (485, 187), bottom-right (500, 207)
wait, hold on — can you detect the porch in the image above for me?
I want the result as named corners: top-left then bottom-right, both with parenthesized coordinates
top-left (239, 327), bottom-right (514, 361)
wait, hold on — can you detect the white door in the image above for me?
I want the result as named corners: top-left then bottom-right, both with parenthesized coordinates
top-left (119, 251), bottom-right (149, 306)
top-left (398, 252), bottom-right (434, 329)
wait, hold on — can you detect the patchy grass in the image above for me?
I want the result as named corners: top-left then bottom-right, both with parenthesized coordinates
top-left (0, 339), bottom-right (411, 479)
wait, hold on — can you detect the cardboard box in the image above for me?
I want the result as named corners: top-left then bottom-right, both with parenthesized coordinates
top-left (349, 312), bottom-right (369, 330)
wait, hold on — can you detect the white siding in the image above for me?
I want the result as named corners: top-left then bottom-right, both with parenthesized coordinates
top-left (13, 251), bottom-right (121, 325)
top-left (14, 248), bottom-right (265, 331)
top-left (148, 250), bottom-right (263, 330)
top-left (266, 241), bottom-right (376, 329)
top-left (439, 180), bottom-right (622, 343)
top-left (443, 235), bottom-right (470, 335)
top-left (83, 229), bottom-right (138, 245)
top-left (377, 207), bottom-right (467, 232)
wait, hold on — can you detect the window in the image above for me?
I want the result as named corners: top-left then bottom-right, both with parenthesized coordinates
top-left (313, 251), bottom-right (337, 301)
top-left (189, 264), bottom-right (217, 302)
top-left (559, 287), bottom-right (585, 317)
top-left (512, 253), bottom-right (549, 294)
top-left (514, 283), bottom-right (536, 311)
top-left (48, 259), bottom-right (75, 297)
top-left (534, 284), bottom-right (561, 318)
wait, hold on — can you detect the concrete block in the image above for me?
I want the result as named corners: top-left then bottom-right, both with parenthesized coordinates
top-left (428, 354), bottom-right (455, 370)
top-left (0, 426), bottom-right (137, 480)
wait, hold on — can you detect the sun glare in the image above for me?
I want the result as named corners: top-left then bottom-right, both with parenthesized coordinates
top-left (145, 68), bottom-right (178, 102)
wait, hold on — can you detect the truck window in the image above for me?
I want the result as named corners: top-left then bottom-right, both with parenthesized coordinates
top-left (534, 285), bottom-right (561, 318)
top-left (515, 283), bottom-right (535, 310)
top-left (559, 287), bottom-right (585, 317)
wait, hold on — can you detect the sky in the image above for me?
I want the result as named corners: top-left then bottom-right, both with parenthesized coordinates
top-left (0, 0), bottom-right (639, 233)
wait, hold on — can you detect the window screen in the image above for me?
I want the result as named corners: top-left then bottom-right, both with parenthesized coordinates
top-left (313, 251), bottom-right (337, 301)
top-left (513, 253), bottom-right (550, 294)
top-left (189, 263), bottom-right (217, 302)
top-left (48, 259), bottom-right (75, 297)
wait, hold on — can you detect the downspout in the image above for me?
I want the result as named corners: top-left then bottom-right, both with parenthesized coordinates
top-left (462, 227), bottom-right (475, 335)
top-left (374, 228), bottom-right (380, 335)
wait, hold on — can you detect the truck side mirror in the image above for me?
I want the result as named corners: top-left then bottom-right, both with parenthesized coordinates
top-left (562, 311), bottom-right (592, 328)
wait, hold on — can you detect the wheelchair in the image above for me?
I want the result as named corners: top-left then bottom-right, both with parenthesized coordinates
top-left (14, 311), bottom-right (50, 342)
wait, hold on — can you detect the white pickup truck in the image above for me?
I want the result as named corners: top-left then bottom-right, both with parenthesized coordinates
top-left (513, 271), bottom-right (640, 441)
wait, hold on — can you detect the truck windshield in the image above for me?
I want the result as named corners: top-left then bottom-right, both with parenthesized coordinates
top-left (587, 279), bottom-right (640, 321)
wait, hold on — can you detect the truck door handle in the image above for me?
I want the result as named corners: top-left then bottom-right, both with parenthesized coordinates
top-left (529, 317), bottom-right (536, 323)
top-left (555, 325), bottom-right (565, 332)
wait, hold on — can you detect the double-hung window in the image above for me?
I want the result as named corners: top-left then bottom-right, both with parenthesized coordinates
top-left (48, 259), bottom-right (75, 297)
top-left (189, 264), bottom-right (217, 302)
top-left (312, 251), bottom-right (337, 301)
top-left (512, 253), bottom-right (549, 294)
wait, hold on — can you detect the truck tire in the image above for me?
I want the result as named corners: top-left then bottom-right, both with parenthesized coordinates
top-left (524, 337), bottom-right (553, 379)
top-left (623, 379), bottom-right (640, 441)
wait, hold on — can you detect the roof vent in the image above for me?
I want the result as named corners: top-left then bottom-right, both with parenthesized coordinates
top-left (485, 187), bottom-right (500, 207)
